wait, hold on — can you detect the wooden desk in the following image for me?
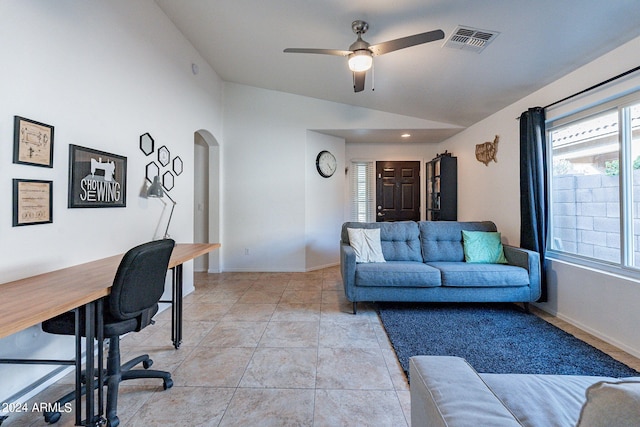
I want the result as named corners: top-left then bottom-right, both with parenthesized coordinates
top-left (0, 242), bottom-right (220, 426)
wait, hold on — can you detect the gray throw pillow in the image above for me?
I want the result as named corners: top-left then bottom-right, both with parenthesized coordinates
top-left (576, 379), bottom-right (640, 427)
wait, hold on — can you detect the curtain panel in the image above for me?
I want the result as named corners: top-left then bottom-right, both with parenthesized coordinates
top-left (519, 107), bottom-right (548, 301)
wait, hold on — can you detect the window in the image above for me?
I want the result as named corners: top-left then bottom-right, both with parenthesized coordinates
top-left (350, 161), bottom-right (375, 222)
top-left (548, 93), bottom-right (640, 271)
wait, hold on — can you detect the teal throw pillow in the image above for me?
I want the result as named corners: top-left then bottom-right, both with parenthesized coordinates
top-left (462, 230), bottom-right (508, 264)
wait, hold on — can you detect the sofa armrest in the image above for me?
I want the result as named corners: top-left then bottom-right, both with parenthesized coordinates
top-left (410, 356), bottom-right (522, 427)
top-left (503, 245), bottom-right (542, 301)
top-left (340, 243), bottom-right (357, 301)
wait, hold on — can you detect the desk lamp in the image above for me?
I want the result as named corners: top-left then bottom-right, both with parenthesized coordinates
top-left (147, 175), bottom-right (176, 239)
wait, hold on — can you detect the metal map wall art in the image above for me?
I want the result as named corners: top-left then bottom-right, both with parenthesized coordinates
top-left (476, 135), bottom-right (499, 166)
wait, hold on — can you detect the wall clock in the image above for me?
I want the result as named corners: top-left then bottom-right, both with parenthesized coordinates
top-left (316, 150), bottom-right (337, 178)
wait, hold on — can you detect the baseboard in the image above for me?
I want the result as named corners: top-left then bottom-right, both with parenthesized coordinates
top-left (221, 263), bottom-right (339, 273)
top-left (534, 305), bottom-right (640, 359)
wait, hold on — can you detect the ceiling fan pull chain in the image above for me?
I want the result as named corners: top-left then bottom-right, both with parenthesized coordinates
top-left (369, 60), bottom-right (375, 91)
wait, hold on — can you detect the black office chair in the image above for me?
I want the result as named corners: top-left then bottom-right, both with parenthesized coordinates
top-left (42, 239), bottom-right (176, 427)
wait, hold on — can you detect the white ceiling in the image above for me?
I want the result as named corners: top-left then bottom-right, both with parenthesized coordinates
top-left (155, 0), bottom-right (640, 143)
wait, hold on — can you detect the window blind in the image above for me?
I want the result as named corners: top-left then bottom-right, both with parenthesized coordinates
top-left (351, 161), bottom-right (375, 222)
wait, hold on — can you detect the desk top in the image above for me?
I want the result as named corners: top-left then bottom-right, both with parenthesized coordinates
top-left (0, 243), bottom-right (220, 339)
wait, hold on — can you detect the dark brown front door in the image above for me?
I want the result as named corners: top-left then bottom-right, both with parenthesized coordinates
top-left (376, 161), bottom-right (421, 222)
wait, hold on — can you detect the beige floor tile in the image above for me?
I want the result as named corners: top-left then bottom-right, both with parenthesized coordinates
top-left (314, 389), bottom-right (407, 427)
top-left (259, 321), bottom-right (319, 348)
top-left (319, 319), bottom-right (379, 348)
top-left (316, 347), bottom-right (394, 390)
top-left (172, 347), bottom-right (253, 387)
top-left (220, 388), bottom-right (315, 427)
top-left (239, 348), bottom-right (317, 388)
top-left (127, 386), bottom-right (235, 427)
top-left (181, 302), bottom-right (231, 322)
top-left (272, 302), bottom-right (322, 322)
top-left (237, 288), bottom-right (284, 304)
top-left (281, 288), bottom-right (323, 303)
top-left (199, 321), bottom-right (268, 347)
top-left (221, 303), bottom-right (277, 322)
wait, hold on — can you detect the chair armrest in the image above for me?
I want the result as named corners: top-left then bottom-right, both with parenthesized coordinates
top-left (503, 245), bottom-right (541, 301)
top-left (340, 243), bottom-right (356, 301)
top-left (410, 356), bottom-right (521, 427)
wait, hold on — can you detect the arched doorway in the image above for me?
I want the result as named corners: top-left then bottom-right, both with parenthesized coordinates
top-left (193, 129), bottom-right (220, 272)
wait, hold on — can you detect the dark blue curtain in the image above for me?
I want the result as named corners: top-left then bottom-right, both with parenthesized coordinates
top-left (519, 107), bottom-right (547, 301)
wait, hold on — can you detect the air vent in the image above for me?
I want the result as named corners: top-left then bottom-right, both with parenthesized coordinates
top-left (444, 26), bottom-right (499, 53)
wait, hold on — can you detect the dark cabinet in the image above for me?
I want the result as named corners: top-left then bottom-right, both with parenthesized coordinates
top-left (426, 155), bottom-right (457, 221)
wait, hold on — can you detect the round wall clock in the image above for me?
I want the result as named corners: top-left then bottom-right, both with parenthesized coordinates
top-left (316, 150), bottom-right (337, 178)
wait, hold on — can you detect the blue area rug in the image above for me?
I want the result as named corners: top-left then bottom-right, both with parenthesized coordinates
top-left (376, 302), bottom-right (639, 379)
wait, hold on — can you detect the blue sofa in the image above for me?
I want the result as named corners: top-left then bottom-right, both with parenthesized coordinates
top-left (340, 221), bottom-right (541, 313)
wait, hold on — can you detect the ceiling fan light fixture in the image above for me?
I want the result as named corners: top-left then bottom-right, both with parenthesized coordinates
top-left (348, 50), bottom-right (373, 72)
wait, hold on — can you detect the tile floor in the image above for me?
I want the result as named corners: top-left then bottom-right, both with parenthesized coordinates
top-left (5, 266), bottom-right (640, 426)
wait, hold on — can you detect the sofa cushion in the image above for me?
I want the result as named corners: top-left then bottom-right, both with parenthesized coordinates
top-left (576, 379), bottom-right (640, 427)
top-left (355, 261), bottom-right (441, 288)
top-left (420, 221), bottom-right (497, 262)
top-left (427, 262), bottom-right (529, 287)
top-left (342, 221), bottom-right (422, 262)
top-left (481, 373), bottom-right (617, 427)
top-left (462, 230), bottom-right (508, 264)
top-left (347, 227), bottom-right (386, 263)
top-left (410, 356), bottom-right (522, 427)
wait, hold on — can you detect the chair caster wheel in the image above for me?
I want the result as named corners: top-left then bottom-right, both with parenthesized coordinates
top-left (143, 359), bottom-right (153, 369)
top-left (163, 378), bottom-right (173, 390)
top-left (44, 411), bottom-right (61, 424)
top-left (107, 415), bottom-right (120, 427)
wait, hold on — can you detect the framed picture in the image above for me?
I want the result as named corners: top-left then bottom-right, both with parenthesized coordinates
top-left (68, 145), bottom-right (127, 208)
top-left (13, 116), bottom-right (54, 168)
top-left (13, 179), bottom-right (53, 226)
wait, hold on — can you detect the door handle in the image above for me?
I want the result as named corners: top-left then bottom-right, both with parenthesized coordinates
top-left (377, 212), bottom-right (385, 217)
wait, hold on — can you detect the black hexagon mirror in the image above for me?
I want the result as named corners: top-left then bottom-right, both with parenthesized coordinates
top-left (158, 145), bottom-right (170, 167)
top-left (173, 156), bottom-right (183, 176)
top-left (162, 171), bottom-right (175, 191)
top-left (140, 133), bottom-right (154, 156)
top-left (145, 161), bottom-right (159, 183)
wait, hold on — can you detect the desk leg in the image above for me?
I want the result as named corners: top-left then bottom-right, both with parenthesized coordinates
top-left (74, 308), bottom-right (82, 426)
top-left (77, 300), bottom-right (104, 427)
top-left (171, 265), bottom-right (183, 349)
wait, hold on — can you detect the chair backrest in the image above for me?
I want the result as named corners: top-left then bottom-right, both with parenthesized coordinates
top-left (109, 239), bottom-right (175, 321)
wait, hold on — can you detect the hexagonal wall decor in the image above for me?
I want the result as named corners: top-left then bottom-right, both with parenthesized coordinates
top-left (162, 170), bottom-right (175, 191)
top-left (140, 133), bottom-right (154, 156)
top-left (158, 145), bottom-right (170, 167)
top-left (146, 161), bottom-right (160, 183)
top-left (173, 156), bottom-right (183, 176)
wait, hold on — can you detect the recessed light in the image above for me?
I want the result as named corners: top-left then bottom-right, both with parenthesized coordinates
top-left (401, 133), bottom-right (411, 138)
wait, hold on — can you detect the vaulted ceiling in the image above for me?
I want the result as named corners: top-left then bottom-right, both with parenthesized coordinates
top-left (156, 0), bottom-right (640, 143)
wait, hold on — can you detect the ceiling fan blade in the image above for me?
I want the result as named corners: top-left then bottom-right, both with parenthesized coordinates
top-left (369, 29), bottom-right (445, 56)
top-left (283, 48), bottom-right (352, 57)
top-left (353, 71), bottom-right (366, 92)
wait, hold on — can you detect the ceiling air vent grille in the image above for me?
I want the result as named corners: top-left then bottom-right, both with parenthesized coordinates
top-left (444, 26), bottom-right (499, 53)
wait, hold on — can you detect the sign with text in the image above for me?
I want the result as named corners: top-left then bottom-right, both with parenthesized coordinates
top-left (68, 145), bottom-right (127, 208)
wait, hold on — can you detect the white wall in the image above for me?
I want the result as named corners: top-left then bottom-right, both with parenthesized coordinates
top-left (305, 131), bottom-right (345, 270)
top-left (0, 0), bottom-right (224, 403)
top-left (439, 36), bottom-right (640, 357)
top-left (221, 83), bottom-right (456, 271)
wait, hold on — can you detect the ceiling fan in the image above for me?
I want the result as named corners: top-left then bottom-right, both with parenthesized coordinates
top-left (284, 20), bottom-right (444, 92)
